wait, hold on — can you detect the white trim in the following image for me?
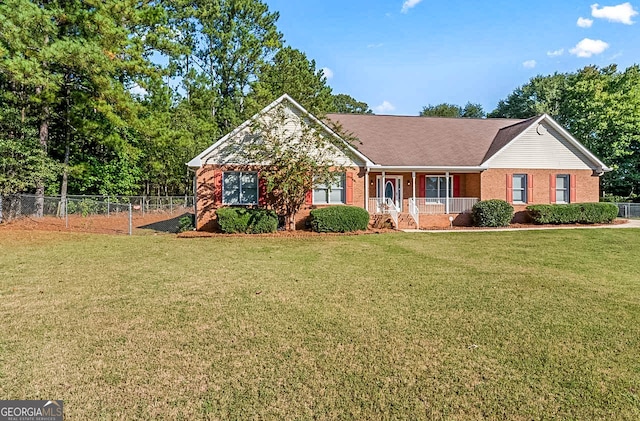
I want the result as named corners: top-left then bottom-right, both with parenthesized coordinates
top-left (481, 114), bottom-right (611, 173)
top-left (222, 171), bottom-right (259, 206)
top-left (369, 165), bottom-right (487, 172)
top-left (365, 168), bottom-right (370, 211)
top-left (187, 94), bottom-right (373, 168)
top-left (445, 171), bottom-right (450, 214)
top-left (555, 174), bottom-right (570, 204)
top-left (512, 173), bottom-right (528, 204)
top-left (312, 173), bottom-right (346, 205)
top-left (424, 174), bottom-right (453, 199)
top-left (376, 175), bottom-right (403, 212)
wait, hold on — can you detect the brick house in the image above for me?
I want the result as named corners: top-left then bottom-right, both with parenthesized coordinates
top-left (188, 95), bottom-right (610, 230)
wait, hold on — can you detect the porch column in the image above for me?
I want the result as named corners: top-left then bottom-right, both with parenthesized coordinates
top-left (445, 171), bottom-right (450, 214)
top-left (412, 171), bottom-right (416, 202)
top-left (381, 171), bottom-right (385, 205)
top-left (365, 169), bottom-right (369, 211)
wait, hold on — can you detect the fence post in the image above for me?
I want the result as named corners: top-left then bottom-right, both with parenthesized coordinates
top-left (170, 197), bottom-right (173, 214)
top-left (0, 195), bottom-right (3, 224)
top-left (107, 197), bottom-right (110, 217)
top-left (65, 198), bottom-right (69, 229)
top-left (141, 197), bottom-right (144, 217)
top-left (129, 203), bottom-right (132, 236)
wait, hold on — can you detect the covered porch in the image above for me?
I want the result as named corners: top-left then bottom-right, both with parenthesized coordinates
top-left (365, 169), bottom-right (482, 228)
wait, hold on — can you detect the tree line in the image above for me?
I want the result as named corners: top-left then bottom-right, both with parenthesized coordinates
top-left (1, 1), bottom-right (638, 199)
top-left (0, 0), bottom-right (372, 202)
top-left (421, 65), bottom-right (640, 197)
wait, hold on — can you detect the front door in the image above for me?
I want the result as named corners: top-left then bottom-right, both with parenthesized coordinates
top-left (377, 176), bottom-right (402, 211)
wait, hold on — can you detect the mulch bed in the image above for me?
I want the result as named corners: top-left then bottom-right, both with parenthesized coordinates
top-left (2, 214), bottom-right (627, 236)
top-left (177, 219), bottom-right (627, 237)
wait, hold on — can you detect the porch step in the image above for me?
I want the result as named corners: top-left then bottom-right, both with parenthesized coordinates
top-left (370, 213), bottom-right (417, 230)
top-left (396, 213), bottom-right (418, 230)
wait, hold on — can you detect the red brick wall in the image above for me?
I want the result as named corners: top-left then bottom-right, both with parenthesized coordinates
top-left (480, 169), bottom-right (600, 203)
top-left (418, 213), bottom-right (472, 229)
top-left (195, 165), bottom-right (366, 231)
top-left (480, 168), bottom-right (601, 222)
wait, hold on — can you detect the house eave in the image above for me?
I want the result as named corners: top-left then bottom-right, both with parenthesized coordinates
top-left (367, 165), bottom-right (488, 173)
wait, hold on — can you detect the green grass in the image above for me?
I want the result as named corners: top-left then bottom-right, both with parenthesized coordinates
top-left (1, 229), bottom-right (639, 420)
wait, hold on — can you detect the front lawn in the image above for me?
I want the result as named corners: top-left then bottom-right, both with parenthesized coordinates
top-left (1, 229), bottom-right (639, 419)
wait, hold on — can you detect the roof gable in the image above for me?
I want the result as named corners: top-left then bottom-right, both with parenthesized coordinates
top-left (188, 95), bottom-right (371, 168)
top-left (482, 114), bottom-right (610, 171)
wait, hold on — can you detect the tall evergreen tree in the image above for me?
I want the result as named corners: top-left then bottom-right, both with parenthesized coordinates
top-left (249, 46), bottom-right (334, 115)
top-left (174, 0), bottom-right (282, 134)
top-left (332, 94), bottom-right (373, 114)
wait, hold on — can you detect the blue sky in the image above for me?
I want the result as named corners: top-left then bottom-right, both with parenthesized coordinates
top-left (263, 1), bottom-right (640, 115)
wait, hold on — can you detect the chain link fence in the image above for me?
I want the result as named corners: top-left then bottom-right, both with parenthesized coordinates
top-left (0, 194), bottom-right (195, 235)
top-left (615, 202), bottom-right (640, 219)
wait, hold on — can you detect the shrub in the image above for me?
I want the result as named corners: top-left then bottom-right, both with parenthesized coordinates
top-left (67, 198), bottom-right (102, 217)
top-left (310, 206), bottom-right (370, 233)
top-left (527, 203), bottom-right (618, 224)
top-left (216, 207), bottom-right (278, 234)
top-left (472, 199), bottom-right (514, 227)
top-left (247, 209), bottom-right (278, 234)
top-left (178, 214), bottom-right (195, 232)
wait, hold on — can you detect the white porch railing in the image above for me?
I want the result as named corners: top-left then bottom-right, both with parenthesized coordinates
top-left (408, 198), bottom-right (419, 227)
top-left (416, 198), bottom-right (478, 214)
top-left (385, 198), bottom-right (399, 228)
top-left (368, 197), bottom-right (399, 227)
top-left (369, 197), bottom-right (479, 215)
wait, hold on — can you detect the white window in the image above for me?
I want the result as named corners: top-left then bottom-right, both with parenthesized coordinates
top-left (313, 173), bottom-right (345, 204)
top-left (513, 174), bottom-right (527, 203)
top-left (556, 175), bottom-right (569, 203)
top-left (223, 172), bottom-right (258, 205)
top-left (426, 176), bottom-right (452, 199)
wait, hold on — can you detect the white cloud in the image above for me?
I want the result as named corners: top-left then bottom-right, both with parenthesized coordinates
top-left (321, 67), bottom-right (334, 80)
top-left (591, 2), bottom-right (638, 24)
top-left (569, 38), bottom-right (610, 57)
top-left (401, 0), bottom-right (423, 13)
top-left (522, 60), bottom-right (537, 69)
top-left (547, 48), bottom-right (564, 57)
top-left (367, 43), bottom-right (384, 48)
top-left (577, 17), bottom-right (594, 27)
top-left (374, 100), bottom-right (396, 114)
top-left (129, 84), bottom-right (148, 97)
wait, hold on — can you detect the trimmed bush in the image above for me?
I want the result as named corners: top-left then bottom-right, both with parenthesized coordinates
top-left (216, 207), bottom-right (278, 234)
top-left (310, 206), bottom-right (370, 233)
top-left (472, 199), bottom-right (514, 227)
top-left (527, 203), bottom-right (618, 224)
top-left (247, 209), bottom-right (278, 234)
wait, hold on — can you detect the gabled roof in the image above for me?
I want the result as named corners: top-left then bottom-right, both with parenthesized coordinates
top-left (326, 113), bottom-right (610, 172)
top-left (187, 94), bottom-right (373, 168)
top-left (481, 116), bottom-right (541, 163)
top-left (480, 114), bottom-right (610, 171)
top-left (325, 113), bottom-right (524, 166)
top-left (189, 95), bottom-right (610, 173)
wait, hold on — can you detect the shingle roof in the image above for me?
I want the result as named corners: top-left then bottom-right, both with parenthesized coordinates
top-left (325, 113), bottom-right (531, 167)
